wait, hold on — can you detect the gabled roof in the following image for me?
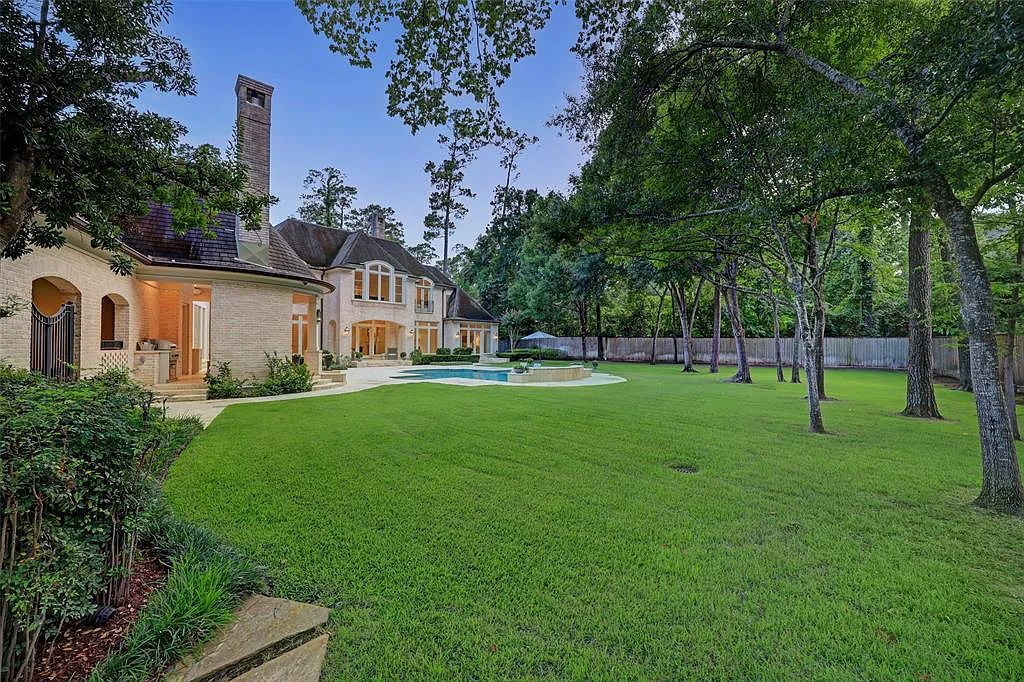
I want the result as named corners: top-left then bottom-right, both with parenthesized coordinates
top-left (446, 287), bottom-right (497, 322)
top-left (273, 217), bottom-right (349, 268)
top-left (119, 204), bottom-right (327, 288)
top-left (274, 217), bottom-right (456, 287)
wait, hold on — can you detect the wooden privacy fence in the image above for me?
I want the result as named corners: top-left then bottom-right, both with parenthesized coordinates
top-left (519, 335), bottom-right (1024, 383)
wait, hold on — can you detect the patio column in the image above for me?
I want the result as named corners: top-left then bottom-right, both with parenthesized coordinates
top-left (302, 294), bottom-right (322, 374)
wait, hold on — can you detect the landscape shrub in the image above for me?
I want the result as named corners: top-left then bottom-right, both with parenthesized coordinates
top-left (204, 354), bottom-right (313, 399)
top-left (435, 347), bottom-right (451, 356)
top-left (259, 352), bottom-right (313, 396)
top-left (410, 349), bottom-right (424, 365)
top-left (329, 355), bottom-right (351, 370)
top-left (415, 354), bottom-right (480, 365)
top-left (204, 361), bottom-right (251, 399)
top-left (0, 367), bottom-right (165, 680)
top-left (88, 514), bottom-right (264, 682)
top-left (321, 349), bottom-right (335, 368)
top-left (452, 347), bottom-right (473, 355)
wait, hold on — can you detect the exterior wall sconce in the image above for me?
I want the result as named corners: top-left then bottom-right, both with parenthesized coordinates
top-left (342, 326), bottom-right (350, 336)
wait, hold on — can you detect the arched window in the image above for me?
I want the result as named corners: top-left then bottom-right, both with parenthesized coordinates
top-left (366, 262), bottom-right (393, 302)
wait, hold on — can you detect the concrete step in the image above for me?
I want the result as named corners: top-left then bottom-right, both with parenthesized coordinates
top-left (318, 370), bottom-right (347, 383)
top-left (229, 634), bottom-right (328, 682)
top-left (166, 596), bottom-right (330, 682)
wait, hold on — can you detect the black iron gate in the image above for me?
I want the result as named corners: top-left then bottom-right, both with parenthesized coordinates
top-left (30, 303), bottom-right (77, 381)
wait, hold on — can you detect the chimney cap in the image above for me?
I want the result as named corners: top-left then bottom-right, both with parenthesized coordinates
top-left (235, 74), bottom-right (275, 97)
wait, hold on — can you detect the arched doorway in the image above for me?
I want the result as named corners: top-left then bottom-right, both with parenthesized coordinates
top-left (31, 276), bottom-right (81, 380)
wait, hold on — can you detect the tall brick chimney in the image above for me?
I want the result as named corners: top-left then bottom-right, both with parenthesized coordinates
top-left (235, 75), bottom-right (273, 265)
top-left (368, 212), bottom-right (384, 239)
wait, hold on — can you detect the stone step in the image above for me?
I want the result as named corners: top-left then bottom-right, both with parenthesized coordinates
top-left (166, 596), bottom-right (330, 682)
top-left (152, 383), bottom-right (207, 395)
top-left (229, 634), bottom-right (329, 682)
top-left (159, 393), bottom-right (207, 402)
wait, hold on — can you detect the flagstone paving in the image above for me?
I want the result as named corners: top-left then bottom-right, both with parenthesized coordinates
top-left (166, 595), bottom-right (329, 682)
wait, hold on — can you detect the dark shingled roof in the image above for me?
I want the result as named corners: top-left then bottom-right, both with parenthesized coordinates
top-left (273, 217), bottom-right (350, 268)
top-left (446, 287), bottom-right (496, 322)
top-left (274, 217), bottom-right (456, 287)
top-left (119, 204), bottom-right (326, 287)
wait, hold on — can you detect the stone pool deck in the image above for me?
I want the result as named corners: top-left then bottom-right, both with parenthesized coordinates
top-left (165, 365), bottom-right (625, 425)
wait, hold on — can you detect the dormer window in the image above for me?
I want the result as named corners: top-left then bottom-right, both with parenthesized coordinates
top-left (246, 88), bottom-right (266, 107)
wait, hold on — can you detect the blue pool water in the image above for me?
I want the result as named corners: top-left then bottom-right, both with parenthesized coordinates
top-left (395, 367), bottom-right (511, 382)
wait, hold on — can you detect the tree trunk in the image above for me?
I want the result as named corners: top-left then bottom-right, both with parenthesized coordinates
top-left (672, 282), bottom-right (696, 372)
top-left (805, 221), bottom-right (827, 398)
top-left (651, 286), bottom-right (667, 365)
top-left (799, 301), bottom-right (826, 433)
top-left (903, 205), bottom-right (941, 418)
top-left (772, 291), bottom-right (784, 382)
top-left (596, 298), bottom-right (605, 361)
top-left (723, 260), bottom-right (751, 383)
top-left (688, 277), bottom-right (704, 368)
top-left (577, 298), bottom-right (589, 361)
top-left (710, 284), bottom-right (721, 373)
top-left (814, 290), bottom-right (826, 398)
top-left (957, 343), bottom-right (973, 391)
top-left (0, 141), bottom-right (37, 252)
top-left (791, 309), bottom-right (801, 383)
top-left (856, 223), bottom-right (876, 335)
top-left (926, 175), bottom-right (1022, 512)
top-left (942, 230), bottom-right (973, 391)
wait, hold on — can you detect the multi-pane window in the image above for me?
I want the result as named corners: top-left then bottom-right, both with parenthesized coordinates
top-left (458, 322), bottom-right (492, 354)
top-left (368, 264), bottom-right (391, 301)
top-left (415, 321), bottom-right (439, 353)
top-left (415, 279), bottom-right (432, 312)
top-left (355, 263), bottom-right (405, 302)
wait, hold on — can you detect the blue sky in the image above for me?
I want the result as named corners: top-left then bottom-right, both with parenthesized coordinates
top-left (138, 1), bottom-right (587, 250)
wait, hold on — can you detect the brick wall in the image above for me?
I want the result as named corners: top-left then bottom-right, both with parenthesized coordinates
top-left (210, 280), bottom-right (293, 378)
top-left (0, 243), bottom-right (142, 374)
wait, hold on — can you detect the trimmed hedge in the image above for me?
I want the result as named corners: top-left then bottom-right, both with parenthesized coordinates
top-left (413, 354), bottom-right (481, 365)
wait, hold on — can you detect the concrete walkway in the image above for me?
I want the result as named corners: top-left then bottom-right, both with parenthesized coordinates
top-left (165, 364), bottom-right (626, 425)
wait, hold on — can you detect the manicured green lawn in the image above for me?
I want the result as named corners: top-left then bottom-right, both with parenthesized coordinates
top-left (165, 364), bottom-right (1024, 679)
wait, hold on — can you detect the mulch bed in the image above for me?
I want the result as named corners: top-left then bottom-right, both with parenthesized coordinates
top-left (33, 552), bottom-right (168, 682)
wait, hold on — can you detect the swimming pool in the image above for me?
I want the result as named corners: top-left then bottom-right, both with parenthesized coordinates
top-left (395, 367), bottom-right (511, 382)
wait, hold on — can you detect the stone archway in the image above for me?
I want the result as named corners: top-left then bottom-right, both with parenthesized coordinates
top-left (100, 292), bottom-right (130, 349)
top-left (31, 276), bottom-right (82, 379)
